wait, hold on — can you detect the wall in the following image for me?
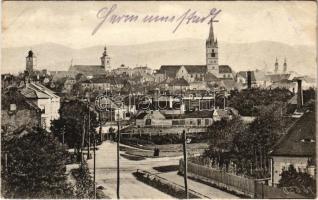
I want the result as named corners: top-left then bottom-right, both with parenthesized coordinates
top-left (2, 109), bottom-right (40, 132)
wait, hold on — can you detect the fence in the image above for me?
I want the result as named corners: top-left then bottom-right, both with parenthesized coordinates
top-left (255, 182), bottom-right (306, 199)
top-left (179, 159), bottom-right (306, 198)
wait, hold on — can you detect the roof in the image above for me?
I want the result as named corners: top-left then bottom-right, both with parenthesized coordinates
top-left (213, 109), bottom-right (229, 117)
top-left (219, 79), bottom-right (241, 90)
top-left (205, 72), bottom-right (218, 82)
top-left (270, 111), bottom-right (316, 157)
top-left (135, 112), bottom-right (148, 119)
top-left (158, 65), bottom-right (207, 77)
top-left (69, 65), bottom-right (106, 75)
top-left (219, 65), bottom-right (232, 73)
top-left (266, 74), bottom-right (291, 82)
top-left (164, 110), bottom-right (213, 119)
top-left (20, 82), bottom-right (59, 99)
top-left (237, 71), bottom-right (256, 82)
top-left (169, 78), bottom-right (189, 86)
top-left (81, 77), bottom-right (110, 84)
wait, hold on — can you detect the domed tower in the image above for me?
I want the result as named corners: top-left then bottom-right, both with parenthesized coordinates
top-left (100, 45), bottom-right (111, 71)
top-left (206, 21), bottom-right (219, 77)
top-left (26, 50), bottom-right (36, 73)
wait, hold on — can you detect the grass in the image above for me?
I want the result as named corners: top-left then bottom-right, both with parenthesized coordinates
top-left (153, 165), bottom-right (179, 172)
top-left (120, 153), bottom-right (145, 161)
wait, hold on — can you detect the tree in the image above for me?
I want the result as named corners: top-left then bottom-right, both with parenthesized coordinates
top-left (71, 161), bottom-right (94, 198)
top-left (278, 165), bottom-right (316, 198)
top-left (1, 127), bottom-right (74, 198)
top-left (51, 99), bottom-right (98, 157)
top-left (231, 102), bottom-right (290, 177)
top-left (228, 88), bottom-right (293, 116)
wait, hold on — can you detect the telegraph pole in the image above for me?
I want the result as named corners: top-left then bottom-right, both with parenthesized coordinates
top-left (182, 130), bottom-right (189, 199)
top-left (87, 94), bottom-right (92, 160)
top-left (93, 113), bottom-right (97, 199)
top-left (117, 111), bottom-right (120, 199)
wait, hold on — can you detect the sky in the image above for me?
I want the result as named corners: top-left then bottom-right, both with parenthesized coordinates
top-left (2, 1), bottom-right (317, 49)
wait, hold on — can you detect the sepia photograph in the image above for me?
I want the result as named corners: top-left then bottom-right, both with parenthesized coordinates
top-left (1, 1), bottom-right (317, 199)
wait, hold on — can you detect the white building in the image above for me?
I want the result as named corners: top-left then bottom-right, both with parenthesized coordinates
top-left (20, 82), bottom-right (60, 130)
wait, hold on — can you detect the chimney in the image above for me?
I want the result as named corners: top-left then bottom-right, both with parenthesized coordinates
top-left (297, 79), bottom-right (303, 109)
top-left (247, 71), bottom-right (252, 89)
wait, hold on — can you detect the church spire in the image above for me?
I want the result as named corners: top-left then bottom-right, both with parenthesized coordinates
top-left (208, 20), bottom-right (215, 42)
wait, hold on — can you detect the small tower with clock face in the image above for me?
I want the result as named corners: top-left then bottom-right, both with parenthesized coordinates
top-left (26, 50), bottom-right (36, 73)
top-left (206, 21), bottom-right (219, 77)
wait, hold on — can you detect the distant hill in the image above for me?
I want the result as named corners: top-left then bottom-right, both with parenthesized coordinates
top-left (1, 39), bottom-right (316, 77)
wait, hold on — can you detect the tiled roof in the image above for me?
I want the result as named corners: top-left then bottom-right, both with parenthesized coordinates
top-left (168, 78), bottom-right (189, 86)
top-left (205, 72), bottom-right (218, 81)
top-left (219, 65), bottom-right (232, 73)
top-left (270, 111), bottom-right (315, 157)
top-left (69, 65), bottom-right (106, 75)
top-left (158, 65), bottom-right (207, 77)
top-left (184, 65), bottom-right (207, 74)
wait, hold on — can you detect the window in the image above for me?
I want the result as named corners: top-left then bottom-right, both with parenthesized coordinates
top-left (197, 119), bottom-right (201, 126)
top-left (205, 119), bottom-right (210, 125)
top-left (145, 119), bottom-right (151, 125)
top-left (212, 49), bottom-right (215, 57)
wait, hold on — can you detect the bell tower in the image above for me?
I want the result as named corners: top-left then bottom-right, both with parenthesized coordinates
top-left (26, 50), bottom-right (36, 73)
top-left (206, 21), bottom-right (219, 77)
top-left (100, 45), bottom-right (111, 71)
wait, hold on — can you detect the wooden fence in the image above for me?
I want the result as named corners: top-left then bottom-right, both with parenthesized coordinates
top-left (179, 159), bottom-right (306, 198)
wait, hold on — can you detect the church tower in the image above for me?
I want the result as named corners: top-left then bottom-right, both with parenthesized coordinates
top-left (206, 21), bottom-right (219, 77)
top-left (283, 58), bottom-right (287, 73)
top-left (274, 57), bottom-right (279, 74)
top-left (100, 45), bottom-right (111, 71)
top-left (26, 50), bottom-right (36, 73)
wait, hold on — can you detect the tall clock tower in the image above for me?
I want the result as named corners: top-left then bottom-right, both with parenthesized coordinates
top-left (100, 45), bottom-right (111, 71)
top-left (26, 50), bottom-right (36, 73)
top-left (206, 21), bottom-right (219, 77)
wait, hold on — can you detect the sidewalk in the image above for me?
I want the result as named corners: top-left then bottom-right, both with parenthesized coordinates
top-left (156, 171), bottom-right (239, 199)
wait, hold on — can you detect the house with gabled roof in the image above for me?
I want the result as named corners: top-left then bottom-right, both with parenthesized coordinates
top-left (269, 111), bottom-right (316, 186)
top-left (20, 82), bottom-right (60, 130)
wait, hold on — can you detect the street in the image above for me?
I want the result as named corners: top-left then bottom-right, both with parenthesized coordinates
top-left (87, 141), bottom-right (239, 199)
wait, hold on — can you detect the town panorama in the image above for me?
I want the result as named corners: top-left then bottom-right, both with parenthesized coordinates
top-left (1, 1), bottom-right (317, 199)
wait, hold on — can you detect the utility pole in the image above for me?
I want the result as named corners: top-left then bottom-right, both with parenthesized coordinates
top-left (117, 110), bottom-right (121, 199)
top-left (81, 115), bottom-right (86, 165)
top-left (87, 94), bottom-right (92, 160)
top-left (182, 130), bottom-right (189, 199)
top-left (93, 112), bottom-right (97, 199)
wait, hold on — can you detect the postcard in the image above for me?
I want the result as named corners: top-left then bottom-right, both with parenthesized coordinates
top-left (1, 1), bottom-right (317, 199)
